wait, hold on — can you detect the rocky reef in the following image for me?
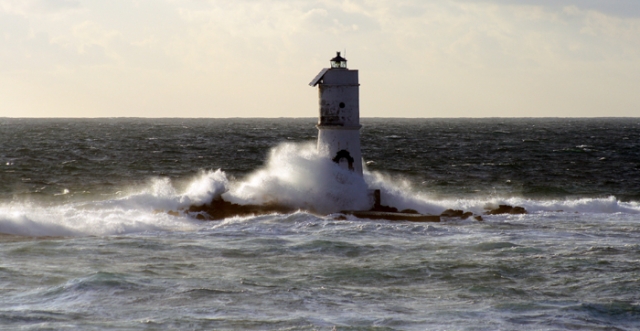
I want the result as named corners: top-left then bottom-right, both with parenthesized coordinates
top-left (176, 198), bottom-right (526, 223)
top-left (485, 205), bottom-right (527, 215)
top-left (184, 198), bottom-right (296, 220)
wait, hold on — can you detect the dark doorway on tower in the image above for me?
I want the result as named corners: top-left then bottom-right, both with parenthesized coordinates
top-left (332, 149), bottom-right (354, 171)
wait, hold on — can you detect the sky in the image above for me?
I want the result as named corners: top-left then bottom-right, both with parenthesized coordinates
top-left (1, 0), bottom-right (639, 118)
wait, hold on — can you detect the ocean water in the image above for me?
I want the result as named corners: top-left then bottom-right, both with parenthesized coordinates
top-left (0, 118), bottom-right (639, 330)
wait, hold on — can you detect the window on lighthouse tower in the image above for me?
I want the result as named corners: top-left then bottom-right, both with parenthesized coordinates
top-left (330, 52), bottom-right (347, 69)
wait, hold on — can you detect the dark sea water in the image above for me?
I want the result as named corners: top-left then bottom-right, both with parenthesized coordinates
top-left (0, 118), bottom-right (639, 330)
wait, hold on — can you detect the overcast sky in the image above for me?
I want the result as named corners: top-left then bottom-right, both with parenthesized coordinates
top-left (1, 0), bottom-right (639, 118)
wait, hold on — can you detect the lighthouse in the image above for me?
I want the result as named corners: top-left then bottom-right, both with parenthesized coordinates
top-left (309, 52), bottom-right (363, 175)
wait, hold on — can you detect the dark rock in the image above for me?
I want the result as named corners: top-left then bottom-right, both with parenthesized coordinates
top-left (370, 204), bottom-right (398, 213)
top-left (485, 205), bottom-right (527, 215)
top-left (186, 198), bottom-right (296, 220)
top-left (441, 209), bottom-right (478, 220)
top-left (474, 215), bottom-right (483, 221)
top-left (441, 209), bottom-right (464, 217)
top-left (182, 197), bottom-right (439, 223)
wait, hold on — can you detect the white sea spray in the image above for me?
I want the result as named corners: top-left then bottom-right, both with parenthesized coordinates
top-left (224, 142), bottom-right (370, 214)
top-left (180, 169), bottom-right (229, 206)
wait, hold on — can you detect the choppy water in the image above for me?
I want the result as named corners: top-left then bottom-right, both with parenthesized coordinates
top-left (1, 118), bottom-right (639, 330)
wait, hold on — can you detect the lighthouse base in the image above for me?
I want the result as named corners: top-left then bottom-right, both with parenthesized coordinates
top-left (317, 126), bottom-right (363, 175)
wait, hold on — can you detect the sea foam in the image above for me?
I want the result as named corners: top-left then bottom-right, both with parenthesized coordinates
top-left (0, 201), bottom-right (199, 237)
top-left (0, 171), bottom-right (223, 237)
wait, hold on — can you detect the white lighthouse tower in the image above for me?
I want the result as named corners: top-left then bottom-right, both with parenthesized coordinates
top-left (309, 52), bottom-right (363, 175)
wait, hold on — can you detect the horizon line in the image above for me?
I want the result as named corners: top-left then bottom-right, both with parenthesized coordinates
top-left (2, 116), bottom-right (640, 120)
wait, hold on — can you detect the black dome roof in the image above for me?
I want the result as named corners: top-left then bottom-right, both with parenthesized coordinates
top-left (331, 52), bottom-right (347, 62)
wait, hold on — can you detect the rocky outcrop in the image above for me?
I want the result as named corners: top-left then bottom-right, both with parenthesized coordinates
top-left (485, 205), bottom-right (527, 215)
top-left (173, 198), bottom-right (488, 223)
top-left (440, 209), bottom-right (483, 221)
top-left (440, 209), bottom-right (473, 219)
top-left (369, 204), bottom-right (398, 213)
top-left (185, 198), bottom-right (295, 220)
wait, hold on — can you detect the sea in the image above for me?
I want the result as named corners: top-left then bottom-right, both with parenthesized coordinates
top-left (0, 117), bottom-right (639, 330)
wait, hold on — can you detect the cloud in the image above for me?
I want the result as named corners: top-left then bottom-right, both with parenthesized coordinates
top-left (0, 0), bottom-right (81, 16)
top-left (454, 0), bottom-right (640, 18)
top-left (1, 0), bottom-right (640, 117)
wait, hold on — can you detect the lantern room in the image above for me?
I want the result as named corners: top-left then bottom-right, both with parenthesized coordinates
top-left (330, 52), bottom-right (347, 69)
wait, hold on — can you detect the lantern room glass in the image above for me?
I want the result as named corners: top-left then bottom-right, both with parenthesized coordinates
top-left (331, 60), bottom-right (347, 68)
top-left (330, 52), bottom-right (347, 69)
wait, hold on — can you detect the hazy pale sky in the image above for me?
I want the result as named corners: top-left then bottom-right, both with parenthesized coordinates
top-left (1, 0), bottom-right (639, 117)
